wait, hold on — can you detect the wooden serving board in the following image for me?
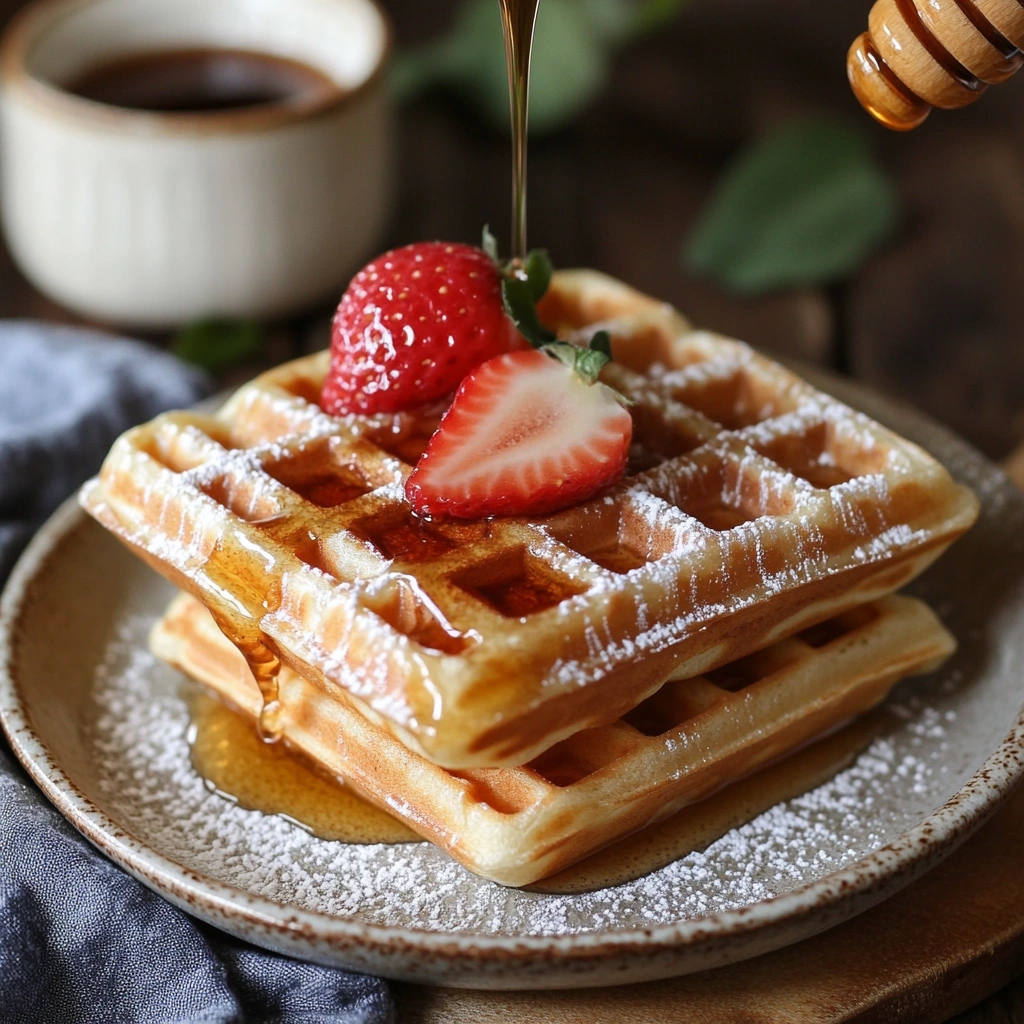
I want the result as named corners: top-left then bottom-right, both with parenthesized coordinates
top-left (393, 449), bottom-right (1024, 1024)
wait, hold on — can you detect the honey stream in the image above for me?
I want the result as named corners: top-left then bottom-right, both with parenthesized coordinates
top-left (498, 0), bottom-right (541, 259)
top-left (187, 688), bottom-right (883, 890)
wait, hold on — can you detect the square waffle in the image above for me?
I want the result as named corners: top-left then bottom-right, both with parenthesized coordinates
top-left (81, 270), bottom-right (978, 768)
top-left (152, 591), bottom-right (955, 887)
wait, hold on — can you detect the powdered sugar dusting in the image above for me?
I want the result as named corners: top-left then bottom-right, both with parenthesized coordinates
top-left (86, 597), bottom-right (991, 938)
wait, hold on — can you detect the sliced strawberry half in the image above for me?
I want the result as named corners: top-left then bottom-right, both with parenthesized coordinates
top-left (405, 349), bottom-right (633, 519)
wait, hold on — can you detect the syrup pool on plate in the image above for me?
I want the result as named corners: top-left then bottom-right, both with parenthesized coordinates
top-left (185, 683), bottom-right (881, 888)
top-left (186, 686), bottom-right (418, 845)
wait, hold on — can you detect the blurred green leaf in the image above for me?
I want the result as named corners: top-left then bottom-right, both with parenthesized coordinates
top-left (633, 0), bottom-right (686, 35)
top-left (392, 0), bottom-right (685, 135)
top-left (583, 0), bottom-right (638, 43)
top-left (593, 0), bottom-right (685, 41)
top-left (684, 118), bottom-right (900, 295)
top-left (173, 319), bottom-right (264, 373)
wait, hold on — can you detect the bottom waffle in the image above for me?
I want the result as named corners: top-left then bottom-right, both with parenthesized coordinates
top-left (151, 593), bottom-right (955, 887)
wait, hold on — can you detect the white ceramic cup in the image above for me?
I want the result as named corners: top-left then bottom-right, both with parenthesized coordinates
top-left (0, 0), bottom-right (393, 327)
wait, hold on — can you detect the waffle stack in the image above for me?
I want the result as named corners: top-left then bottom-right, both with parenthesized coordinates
top-left (82, 270), bottom-right (976, 885)
top-left (153, 591), bottom-right (954, 886)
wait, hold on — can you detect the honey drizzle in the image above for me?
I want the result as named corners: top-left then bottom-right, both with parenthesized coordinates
top-left (207, 607), bottom-right (284, 742)
top-left (199, 521), bottom-right (291, 743)
top-left (498, 0), bottom-right (541, 259)
top-left (186, 687), bottom-right (418, 845)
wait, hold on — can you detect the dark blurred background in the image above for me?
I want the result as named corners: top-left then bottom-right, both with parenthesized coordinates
top-left (2, 0), bottom-right (1022, 460)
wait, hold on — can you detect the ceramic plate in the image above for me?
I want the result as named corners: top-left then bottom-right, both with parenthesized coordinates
top-left (2, 373), bottom-right (1023, 989)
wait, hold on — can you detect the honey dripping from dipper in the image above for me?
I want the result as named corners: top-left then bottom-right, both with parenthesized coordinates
top-left (848, 0), bottom-right (1024, 129)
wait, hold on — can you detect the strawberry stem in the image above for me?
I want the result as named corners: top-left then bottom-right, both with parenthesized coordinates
top-left (483, 225), bottom-right (624, 397)
top-left (544, 340), bottom-right (612, 385)
top-left (482, 224), bottom-right (501, 264)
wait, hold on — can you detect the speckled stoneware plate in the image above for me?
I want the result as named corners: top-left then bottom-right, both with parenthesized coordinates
top-left (2, 373), bottom-right (1023, 990)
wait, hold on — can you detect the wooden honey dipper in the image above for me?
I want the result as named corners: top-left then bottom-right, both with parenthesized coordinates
top-left (848, 0), bottom-right (1024, 129)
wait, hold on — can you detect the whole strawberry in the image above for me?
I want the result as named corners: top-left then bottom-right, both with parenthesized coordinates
top-left (321, 242), bottom-right (524, 415)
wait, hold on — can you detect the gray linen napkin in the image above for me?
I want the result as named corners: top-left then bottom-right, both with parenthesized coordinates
top-left (0, 323), bottom-right (394, 1024)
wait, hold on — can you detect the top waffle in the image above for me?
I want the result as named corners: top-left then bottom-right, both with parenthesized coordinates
top-left (81, 270), bottom-right (979, 768)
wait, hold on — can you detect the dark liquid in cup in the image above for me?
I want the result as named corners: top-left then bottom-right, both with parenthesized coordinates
top-left (67, 48), bottom-right (338, 114)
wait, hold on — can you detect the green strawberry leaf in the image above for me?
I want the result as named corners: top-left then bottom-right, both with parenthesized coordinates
top-left (684, 118), bottom-right (900, 295)
top-left (492, 232), bottom-right (555, 343)
top-left (489, 230), bottom-right (622, 394)
top-left (524, 248), bottom-right (553, 302)
top-left (571, 345), bottom-right (612, 385)
top-left (589, 330), bottom-right (613, 359)
top-left (502, 275), bottom-right (557, 348)
top-left (173, 319), bottom-right (264, 373)
top-left (481, 224), bottom-right (501, 264)
top-left (544, 340), bottom-right (582, 369)
top-left (543, 340), bottom-right (610, 385)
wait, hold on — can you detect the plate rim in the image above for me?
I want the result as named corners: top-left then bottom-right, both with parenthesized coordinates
top-left (2, 407), bottom-right (1024, 983)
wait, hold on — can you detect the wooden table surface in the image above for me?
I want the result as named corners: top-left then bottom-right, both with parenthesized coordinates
top-left (0, 0), bottom-right (1020, 1018)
